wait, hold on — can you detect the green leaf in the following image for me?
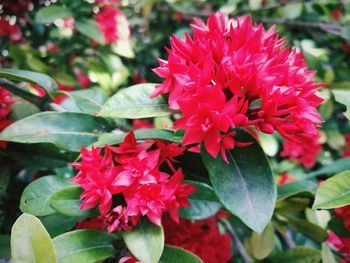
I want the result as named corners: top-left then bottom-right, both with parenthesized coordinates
top-left (41, 213), bottom-right (78, 238)
top-left (249, 222), bottom-right (275, 260)
top-left (122, 219), bottom-right (164, 263)
top-left (9, 100), bottom-right (40, 120)
top-left (0, 235), bottom-right (10, 259)
top-left (11, 213), bottom-right (56, 263)
top-left (201, 129), bottom-right (276, 233)
top-left (308, 158), bottom-right (350, 178)
top-left (313, 170), bottom-right (350, 209)
top-left (277, 2), bottom-right (303, 19)
top-left (332, 89), bottom-right (350, 119)
top-left (328, 217), bottom-right (350, 238)
top-left (0, 68), bottom-right (57, 93)
top-left (286, 216), bottom-right (328, 243)
top-left (0, 112), bottom-right (113, 152)
top-left (269, 247), bottom-right (321, 263)
top-left (60, 88), bottom-right (109, 114)
top-left (35, 5), bottom-right (73, 24)
top-left (179, 180), bottom-right (221, 220)
top-left (159, 245), bottom-right (203, 263)
top-left (277, 180), bottom-right (317, 200)
top-left (20, 175), bottom-right (69, 216)
top-left (95, 128), bottom-right (181, 147)
top-left (53, 230), bottom-right (118, 263)
top-left (49, 185), bottom-right (98, 217)
top-left (321, 243), bottom-right (337, 263)
top-left (75, 20), bottom-right (105, 45)
top-left (99, 83), bottom-right (172, 119)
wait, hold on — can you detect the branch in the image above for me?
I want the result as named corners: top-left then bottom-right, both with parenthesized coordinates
top-left (0, 78), bottom-right (48, 110)
top-left (281, 230), bottom-right (296, 248)
top-left (220, 219), bottom-right (252, 263)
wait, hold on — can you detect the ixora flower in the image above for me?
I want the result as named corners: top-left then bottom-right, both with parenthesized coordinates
top-left (0, 87), bottom-right (15, 149)
top-left (153, 12), bottom-right (323, 165)
top-left (163, 212), bottom-right (233, 263)
top-left (95, 5), bottom-right (130, 45)
top-left (71, 132), bottom-right (195, 232)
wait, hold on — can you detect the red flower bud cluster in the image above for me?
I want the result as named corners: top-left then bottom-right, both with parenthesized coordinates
top-left (71, 132), bottom-right (195, 232)
top-left (153, 12), bottom-right (323, 164)
top-left (0, 87), bottom-right (15, 148)
top-left (163, 212), bottom-right (233, 263)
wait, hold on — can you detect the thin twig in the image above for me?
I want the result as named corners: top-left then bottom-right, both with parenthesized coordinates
top-left (282, 230), bottom-right (296, 248)
top-left (220, 219), bottom-right (252, 263)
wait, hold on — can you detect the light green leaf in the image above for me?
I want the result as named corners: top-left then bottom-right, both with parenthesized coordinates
top-left (313, 170), bottom-right (350, 209)
top-left (35, 5), bottom-right (73, 24)
top-left (321, 243), bottom-right (337, 263)
top-left (0, 112), bottom-right (113, 152)
top-left (49, 185), bottom-right (98, 217)
top-left (201, 129), bottom-right (276, 233)
top-left (0, 68), bottom-right (57, 93)
top-left (179, 180), bottom-right (221, 220)
top-left (332, 89), bottom-right (350, 119)
top-left (53, 230), bottom-right (118, 263)
top-left (99, 83), bottom-right (172, 119)
top-left (75, 20), bottom-right (105, 45)
top-left (249, 222), bottom-right (275, 260)
top-left (269, 246), bottom-right (321, 263)
top-left (20, 175), bottom-right (69, 216)
top-left (11, 213), bottom-right (56, 263)
top-left (122, 219), bottom-right (164, 263)
top-left (159, 245), bottom-right (203, 263)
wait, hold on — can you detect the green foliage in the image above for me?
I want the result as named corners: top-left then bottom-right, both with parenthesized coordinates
top-left (122, 219), bottom-right (164, 263)
top-left (160, 245), bottom-right (204, 263)
top-left (202, 129), bottom-right (276, 233)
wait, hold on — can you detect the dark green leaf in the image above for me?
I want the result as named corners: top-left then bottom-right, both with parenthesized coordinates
top-left (287, 216), bottom-right (328, 243)
top-left (49, 185), bottom-right (98, 217)
top-left (20, 175), bottom-right (69, 216)
top-left (99, 83), bottom-right (172, 119)
top-left (11, 213), bottom-right (56, 263)
top-left (75, 20), bottom-right (105, 45)
top-left (0, 235), bottom-right (10, 258)
top-left (41, 213), bottom-right (78, 238)
top-left (0, 112), bottom-right (113, 152)
top-left (0, 68), bottom-right (57, 93)
top-left (308, 158), bottom-right (350, 178)
top-left (201, 129), bottom-right (276, 233)
top-left (122, 219), bottom-right (164, 263)
top-left (278, 180), bottom-right (317, 200)
top-left (313, 170), bottom-right (350, 209)
top-left (179, 180), bottom-right (221, 220)
top-left (159, 245), bottom-right (203, 263)
top-left (269, 246), bottom-right (321, 263)
top-left (53, 230), bottom-right (118, 263)
top-left (328, 217), bottom-right (350, 238)
top-left (35, 5), bottom-right (73, 24)
top-left (9, 100), bottom-right (40, 120)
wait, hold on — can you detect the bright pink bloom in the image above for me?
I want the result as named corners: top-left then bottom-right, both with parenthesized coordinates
top-left (332, 9), bottom-right (342, 20)
top-left (156, 140), bottom-right (185, 172)
top-left (75, 69), bottom-right (91, 88)
top-left (0, 17), bottom-right (22, 43)
top-left (132, 119), bottom-right (155, 130)
top-left (95, 6), bottom-right (130, 45)
top-left (53, 82), bottom-right (74, 104)
top-left (119, 256), bottom-right (140, 263)
top-left (153, 12), bottom-right (323, 162)
top-left (343, 134), bottom-right (350, 157)
top-left (278, 173), bottom-right (296, 185)
top-left (0, 87), bottom-right (15, 149)
top-left (76, 216), bottom-right (105, 230)
top-left (335, 205), bottom-right (350, 232)
top-left (104, 205), bottom-right (132, 233)
top-left (63, 17), bottom-right (75, 29)
top-left (163, 213), bottom-right (233, 263)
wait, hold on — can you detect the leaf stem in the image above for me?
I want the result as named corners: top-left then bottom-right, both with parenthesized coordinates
top-left (220, 218), bottom-right (252, 263)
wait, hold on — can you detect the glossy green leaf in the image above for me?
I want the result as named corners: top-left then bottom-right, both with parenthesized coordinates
top-left (20, 175), bottom-right (69, 216)
top-left (49, 185), bottom-right (97, 217)
top-left (0, 68), bottom-right (57, 93)
top-left (75, 20), bottom-right (105, 45)
top-left (11, 213), bottom-right (56, 263)
top-left (201, 129), bottom-right (276, 233)
top-left (60, 87), bottom-right (108, 114)
top-left (332, 89), bottom-right (350, 119)
top-left (9, 100), bottom-right (40, 120)
top-left (0, 112), bottom-right (113, 152)
top-left (313, 170), bottom-right (350, 209)
top-left (328, 217), bottom-right (350, 238)
top-left (287, 216), bottom-right (328, 243)
top-left (269, 246), bottom-right (321, 263)
top-left (95, 128), bottom-right (181, 147)
top-left (159, 245), bottom-right (203, 263)
top-left (35, 5), bottom-right (73, 24)
top-left (122, 219), bottom-right (164, 263)
top-left (99, 83), bottom-right (171, 119)
top-left (249, 222), bottom-right (275, 260)
top-left (53, 230), bottom-right (118, 263)
top-left (308, 158), bottom-right (350, 178)
top-left (179, 180), bottom-right (221, 220)
top-left (278, 180), bottom-right (317, 200)
top-left (41, 213), bottom-right (78, 238)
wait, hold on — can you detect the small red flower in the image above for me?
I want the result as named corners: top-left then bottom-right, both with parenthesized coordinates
top-left (0, 87), bottom-right (15, 149)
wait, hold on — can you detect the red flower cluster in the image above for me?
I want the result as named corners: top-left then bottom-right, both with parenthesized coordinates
top-left (153, 12), bottom-right (323, 163)
top-left (343, 134), bottom-right (350, 157)
top-left (163, 212), bottom-right (233, 263)
top-left (0, 87), bottom-right (15, 149)
top-left (0, 17), bottom-right (22, 43)
top-left (71, 132), bottom-right (195, 232)
top-left (95, 5), bottom-right (130, 45)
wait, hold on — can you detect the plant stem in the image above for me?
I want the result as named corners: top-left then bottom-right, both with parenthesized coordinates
top-left (0, 78), bottom-right (48, 109)
top-left (220, 219), bottom-right (252, 263)
top-left (282, 230), bottom-right (296, 248)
